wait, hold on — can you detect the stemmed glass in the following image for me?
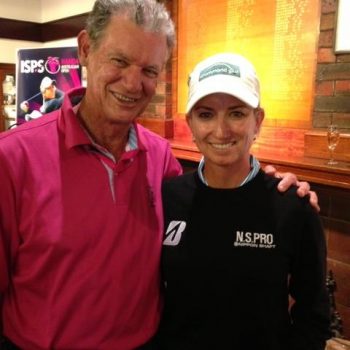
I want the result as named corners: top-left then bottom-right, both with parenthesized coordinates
top-left (326, 124), bottom-right (340, 165)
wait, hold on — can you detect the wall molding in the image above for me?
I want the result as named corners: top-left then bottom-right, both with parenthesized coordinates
top-left (0, 14), bottom-right (88, 42)
top-left (137, 117), bottom-right (174, 139)
top-left (304, 130), bottom-right (350, 162)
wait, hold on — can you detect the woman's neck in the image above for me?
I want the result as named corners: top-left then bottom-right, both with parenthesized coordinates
top-left (203, 159), bottom-right (251, 189)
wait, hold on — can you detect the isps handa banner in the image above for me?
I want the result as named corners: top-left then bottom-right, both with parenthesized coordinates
top-left (16, 46), bottom-right (82, 124)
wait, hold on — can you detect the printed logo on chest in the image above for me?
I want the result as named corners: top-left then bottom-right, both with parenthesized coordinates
top-left (163, 221), bottom-right (187, 246)
top-left (234, 230), bottom-right (276, 249)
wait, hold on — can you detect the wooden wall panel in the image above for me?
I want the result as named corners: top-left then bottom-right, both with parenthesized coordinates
top-left (336, 304), bottom-right (350, 341)
top-left (136, 117), bottom-right (174, 139)
top-left (0, 14), bottom-right (88, 42)
top-left (305, 131), bottom-right (350, 162)
top-left (327, 260), bottom-right (350, 308)
top-left (41, 14), bottom-right (88, 42)
top-left (327, 220), bottom-right (350, 265)
top-left (0, 17), bottom-right (41, 41)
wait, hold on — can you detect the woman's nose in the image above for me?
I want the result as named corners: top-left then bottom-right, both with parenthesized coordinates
top-left (213, 118), bottom-right (231, 138)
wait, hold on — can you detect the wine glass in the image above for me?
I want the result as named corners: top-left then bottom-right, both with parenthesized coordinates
top-left (326, 124), bottom-right (340, 165)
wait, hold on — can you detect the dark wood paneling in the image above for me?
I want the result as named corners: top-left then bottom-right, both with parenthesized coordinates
top-left (0, 17), bottom-right (41, 41)
top-left (0, 14), bottom-right (88, 42)
top-left (41, 14), bottom-right (88, 42)
top-left (327, 220), bottom-right (350, 265)
top-left (315, 184), bottom-right (350, 222)
top-left (327, 260), bottom-right (350, 308)
top-left (336, 303), bottom-right (350, 341)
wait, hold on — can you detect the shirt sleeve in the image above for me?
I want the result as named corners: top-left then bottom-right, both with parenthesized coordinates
top-left (162, 143), bottom-right (182, 180)
top-left (0, 148), bottom-right (19, 295)
top-left (288, 203), bottom-right (331, 350)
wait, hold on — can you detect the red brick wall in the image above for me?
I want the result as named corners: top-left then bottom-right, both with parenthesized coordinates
top-left (141, 0), bottom-right (174, 121)
top-left (314, 0), bottom-right (350, 130)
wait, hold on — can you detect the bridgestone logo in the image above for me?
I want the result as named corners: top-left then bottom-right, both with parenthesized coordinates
top-left (163, 221), bottom-right (187, 246)
top-left (199, 63), bottom-right (240, 81)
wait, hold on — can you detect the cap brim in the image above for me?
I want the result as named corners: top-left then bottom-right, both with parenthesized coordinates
top-left (186, 76), bottom-right (259, 113)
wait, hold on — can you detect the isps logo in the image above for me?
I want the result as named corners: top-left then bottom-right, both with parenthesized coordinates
top-left (20, 57), bottom-right (60, 74)
top-left (45, 57), bottom-right (60, 74)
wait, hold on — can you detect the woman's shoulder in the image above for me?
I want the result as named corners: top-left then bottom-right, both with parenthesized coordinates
top-left (162, 171), bottom-right (198, 205)
top-left (261, 171), bottom-right (312, 214)
top-left (163, 171), bottom-right (197, 187)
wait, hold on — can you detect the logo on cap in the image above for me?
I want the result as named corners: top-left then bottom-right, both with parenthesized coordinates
top-left (199, 63), bottom-right (240, 82)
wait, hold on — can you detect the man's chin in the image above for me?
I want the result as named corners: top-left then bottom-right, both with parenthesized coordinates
top-left (106, 113), bottom-right (139, 126)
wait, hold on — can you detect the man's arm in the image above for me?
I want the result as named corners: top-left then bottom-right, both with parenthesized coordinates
top-left (0, 148), bottom-right (18, 342)
top-left (264, 165), bottom-right (320, 212)
top-left (0, 228), bottom-right (8, 343)
top-left (0, 295), bottom-right (3, 341)
top-left (163, 143), bottom-right (183, 180)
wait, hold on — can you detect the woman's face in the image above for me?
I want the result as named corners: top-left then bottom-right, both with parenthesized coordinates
top-left (187, 93), bottom-right (264, 170)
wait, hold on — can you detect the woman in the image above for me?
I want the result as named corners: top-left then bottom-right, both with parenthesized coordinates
top-left (155, 53), bottom-right (330, 349)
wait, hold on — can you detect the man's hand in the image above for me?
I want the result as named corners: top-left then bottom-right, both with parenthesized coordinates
top-left (264, 165), bottom-right (320, 212)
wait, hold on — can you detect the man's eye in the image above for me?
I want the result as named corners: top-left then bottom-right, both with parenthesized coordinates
top-left (113, 58), bottom-right (127, 67)
top-left (144, 68), bottom-right (159, 78)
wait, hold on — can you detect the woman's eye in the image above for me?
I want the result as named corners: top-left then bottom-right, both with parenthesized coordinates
top-left (229, 111), bottom-right (246, 119)
top-left (197, 112), bottom-right (212, 119)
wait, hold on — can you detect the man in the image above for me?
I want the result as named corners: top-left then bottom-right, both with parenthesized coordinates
top-left (39, 77), bottom-right (65, 114)
top-left (1, 2), bottom-right (181, 349)
top-left (0, 1), bottom-right (318, 349)
top-left (19, 77), bottom-right (64, 122)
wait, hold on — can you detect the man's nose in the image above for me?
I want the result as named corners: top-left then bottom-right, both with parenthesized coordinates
top-left (123, 66), bottom-right (142, 93)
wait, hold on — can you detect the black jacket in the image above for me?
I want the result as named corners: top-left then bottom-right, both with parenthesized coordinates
top-left (155, 170), bottom-right (330, 350)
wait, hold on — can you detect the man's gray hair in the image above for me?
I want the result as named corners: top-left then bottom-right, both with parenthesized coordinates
top-left (86, 0), bottom-right (175, 52)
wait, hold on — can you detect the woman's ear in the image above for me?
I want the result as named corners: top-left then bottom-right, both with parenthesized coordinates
top-left (186, 113), bottom-right (192, 129)
top-left (254, 108), bottom-right (265, 135)
top-left (77, 30), bottom-right (91, 67)
top-left (186, 113), bottom-right (196, 143)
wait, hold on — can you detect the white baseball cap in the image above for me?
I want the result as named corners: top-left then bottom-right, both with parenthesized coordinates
top-left (186, 53), bottom-right (260, 113)
top-left (40, 77), bottom-right (56, 93)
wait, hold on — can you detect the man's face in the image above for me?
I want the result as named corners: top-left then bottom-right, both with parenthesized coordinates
top-left (78, 15), bottom-right (168, 126)
top-left (42, 85), bottom-right (56, 100)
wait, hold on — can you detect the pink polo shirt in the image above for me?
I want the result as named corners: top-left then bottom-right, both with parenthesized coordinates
top-left (0, 88), bottom-right (182, 349)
